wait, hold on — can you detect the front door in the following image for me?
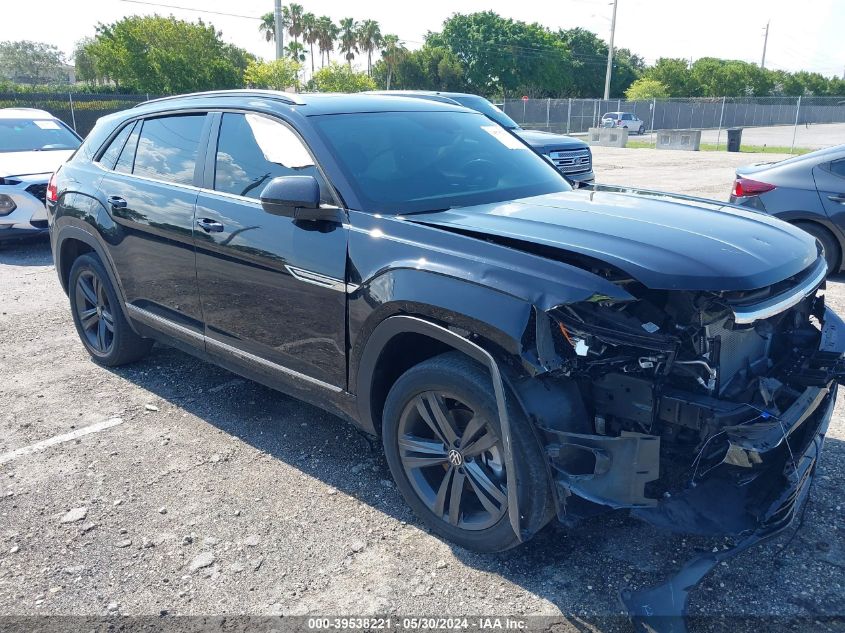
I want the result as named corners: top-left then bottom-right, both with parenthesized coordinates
top-left (97, 113), bottom-right (209, 338)
top-left (194, 111), bottom-right (348, 389)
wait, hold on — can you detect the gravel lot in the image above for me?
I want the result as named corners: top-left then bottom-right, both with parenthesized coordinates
top-left (1, 148), bottom-right (843, 631)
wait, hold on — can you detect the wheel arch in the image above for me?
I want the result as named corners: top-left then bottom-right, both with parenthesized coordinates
top-left (55, 224), bottom-right (138, 331)
top-left (776, 213), bottom-right (844, 272)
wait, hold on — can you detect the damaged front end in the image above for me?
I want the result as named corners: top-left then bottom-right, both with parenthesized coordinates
top-left (529, 254), bottom-right (840, 537)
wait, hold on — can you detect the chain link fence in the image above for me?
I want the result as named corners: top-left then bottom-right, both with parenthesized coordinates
top-left (0, 92), bottom-right (156, 137)
top-left (501, 96), bottom-right (845, 140)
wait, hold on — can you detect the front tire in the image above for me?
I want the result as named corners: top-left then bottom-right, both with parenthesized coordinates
top-left (68, 253), bottom-right (153, 366)
top-left (382, 352), bottom-right (554, 552)
top-left (638, 124), bottom-right (645, 135)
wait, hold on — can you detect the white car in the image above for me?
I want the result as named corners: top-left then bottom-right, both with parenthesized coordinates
top-left (601, 111), bottom-right (646, 135)
top-left (0, 108), bottom-right (81, 241)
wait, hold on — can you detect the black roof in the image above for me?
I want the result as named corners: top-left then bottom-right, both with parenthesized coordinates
top-left (132, 89), bottom-right (469, 116)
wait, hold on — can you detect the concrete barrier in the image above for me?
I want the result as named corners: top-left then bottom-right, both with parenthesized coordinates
top-left (655, 129), bottom-right (702, 151)
top-left (587, 127), bottom-right (629, 147)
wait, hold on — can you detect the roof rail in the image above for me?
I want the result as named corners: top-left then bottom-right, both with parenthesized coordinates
top-left (134, 89), bottom-right (305, 108)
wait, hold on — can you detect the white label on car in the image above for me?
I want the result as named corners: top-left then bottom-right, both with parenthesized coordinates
top-left (481, 125), bottom-right (527, 150)
top-left (34, 120), bottom-right (61, 130)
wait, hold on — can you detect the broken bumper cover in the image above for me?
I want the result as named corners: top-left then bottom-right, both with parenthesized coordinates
top-left (545, 307), bottom-right (844, 536)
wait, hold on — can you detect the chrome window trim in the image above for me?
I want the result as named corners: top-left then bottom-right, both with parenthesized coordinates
top-left (125, 304), bottom-right (342, 393)
top-left (732, 257), bottom-right (827, 324)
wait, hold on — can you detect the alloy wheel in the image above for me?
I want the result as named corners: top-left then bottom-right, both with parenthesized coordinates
top-left (74, 270), bottom-right (115, 354)
top-left (397, 391), bottom-right (507, 530)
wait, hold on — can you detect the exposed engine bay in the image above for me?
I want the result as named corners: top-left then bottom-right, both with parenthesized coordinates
top-left (528, 255), bottom-right (843, 533)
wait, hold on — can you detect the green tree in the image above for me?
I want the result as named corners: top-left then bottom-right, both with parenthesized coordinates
top-left (84, 15), bottom-right (253, 93)
top-left (374, 45), bottom-right (465, 92)
top-left (73, 38), bottom-right (98, 84)
top-left (339, 18), bottom-right (358, 68)
top-left (0, 40), bottom-right (67, 84)
top-left (307, 62), bottom-right (375, 92)
top-left (243, 58), bottom-right (300, 90)
top-left (378, 34), bottom-right (405, 89)
top-left (427, 12), bottom-right (573, 97)
top-left (358, 19), bottom-right (382, 77)
top-left (644, 58), bottom-right (693, 97)
top-left (625, 77), bottom-right (669, 100)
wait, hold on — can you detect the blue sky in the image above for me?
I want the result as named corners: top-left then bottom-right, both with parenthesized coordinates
top-left (11, 0), bottom-right (844, 78)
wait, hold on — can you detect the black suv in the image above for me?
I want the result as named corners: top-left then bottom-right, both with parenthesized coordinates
top-left (48, 90), bottom-right (841, 557)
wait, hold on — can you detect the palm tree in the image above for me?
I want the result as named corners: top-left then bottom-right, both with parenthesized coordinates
top-left (357, 19), bottom-right (382, 77)
top-left (339, 18), bottom-right (359, 68)
top-left (287, 3), bottom-right (305, 47)
top-left (258, 9), bottom-right (289, 53)
top-left (285, 41), bottom-right (306, 64)
top-left (380, 34), bottom-right (405, 89)
top-left (316, 17), bottom-right (339, 67)
top-left (301, 12), bottom-right (318, 74)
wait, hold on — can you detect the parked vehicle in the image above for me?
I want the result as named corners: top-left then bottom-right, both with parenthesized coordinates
top-left (601, 111), bottom-right (646, 134)
top-left (729, 144), bottom-right (845, 274)
top-left (370, 91), bottom-right (594, 184)
top-left (49, 91), bottom-right (840, 560)
top-left (0, 108), bottom-right (81, 241)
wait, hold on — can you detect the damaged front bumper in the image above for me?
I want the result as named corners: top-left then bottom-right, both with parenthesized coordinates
top-left (543, 307), bottom-right (843, 534)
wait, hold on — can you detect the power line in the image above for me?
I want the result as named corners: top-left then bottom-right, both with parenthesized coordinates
top-left (119, 0), bottom-right (261, 20)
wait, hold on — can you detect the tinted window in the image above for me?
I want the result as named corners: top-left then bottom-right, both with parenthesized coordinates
top-left (214, 112), bottom-right (331, 203)
top-left (622, 113), bottom-right (632, 120)
top-left (829, 159), bottom-right (845, 179)
top-left (133, 115), bottom-right (205, 185)
top-left (115, 122), bottom-right (140, 174)
top-left (0, 118), bottom-right (80, 153)
top-left (98, 123), bottom-right (134, 169)
top-left (312, 110), bottom-right (570, 214)
top-left (451, 95), bottom-right (520, 130)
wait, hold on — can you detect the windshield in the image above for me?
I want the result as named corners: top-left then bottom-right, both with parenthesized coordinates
top-left (450, 95), bottom-right (520, 130)
top-left (0, 118), bottom-right (81, 153)
top-left (312, 111), bottom-right (571, 214)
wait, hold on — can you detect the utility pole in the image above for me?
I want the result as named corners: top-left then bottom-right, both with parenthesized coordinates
top-left (274, 0), bottom-right (284, 60)
top-left (760, 20), bottom-right (770, 69)
top-left (603, 0), bottom-right (619, 101)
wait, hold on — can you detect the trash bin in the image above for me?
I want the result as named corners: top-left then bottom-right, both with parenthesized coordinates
top-left (727, 128), bottom-right (743, 152)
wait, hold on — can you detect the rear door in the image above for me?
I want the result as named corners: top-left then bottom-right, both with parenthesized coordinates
top-left (97, 112), bottom-right (210, 341)
top-left (194, 111), bottom-right (348, 390)
top-left (815, 159), bottom-right (845, 227)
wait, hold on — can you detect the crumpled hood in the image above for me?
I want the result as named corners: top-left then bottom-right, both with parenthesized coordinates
top-left (407, 189), bottom-right (819, 291)
top-left (0, 150), bottom-right (74, 178)
top-left (514, 129), bottom-right (588, 153)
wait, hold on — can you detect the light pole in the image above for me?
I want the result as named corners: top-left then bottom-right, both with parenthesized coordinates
top-left (274, 0), bottom-right (284, 60)
top-left (603, 0), bottom-right (618, 101)
top-left (761, 20), bottom-right (770, 68)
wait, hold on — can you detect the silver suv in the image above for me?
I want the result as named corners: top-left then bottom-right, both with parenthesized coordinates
top-left (0, 108), bottom-right (81, 241)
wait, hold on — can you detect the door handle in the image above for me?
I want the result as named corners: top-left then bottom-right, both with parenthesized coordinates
top-left (196, 218), bottom-right (224, 233)
top-left (107, 196), bottom-right (127, 210)
top-left (828, 194), bottom-right (845, 204)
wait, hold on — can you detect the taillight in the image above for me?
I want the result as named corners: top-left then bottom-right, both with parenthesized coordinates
top-left (732, 177), bottom-right (775, 198)
top-left (46, 172), bottom-right (58, 203)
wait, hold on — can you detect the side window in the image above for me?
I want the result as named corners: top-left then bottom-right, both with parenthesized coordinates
top-left (115, 123), bottom-right (140, 174)
top-left (133, 115), bottom-right (205, 186)
top-left (98, 123), bottom-right (134, 169)
top-left (214, 112), bottom-right (333, 203)
top-left (622, 113), bottom-right (632, 121)
top-left (829, 159), bottom-right (845, 179)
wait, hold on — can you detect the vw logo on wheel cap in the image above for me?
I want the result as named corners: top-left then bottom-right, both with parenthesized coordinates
top-left (447, 449), bottom-right (463, 466)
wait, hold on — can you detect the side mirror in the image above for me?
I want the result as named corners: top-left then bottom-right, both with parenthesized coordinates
top-left (260, 175), bottom-right (337, 221)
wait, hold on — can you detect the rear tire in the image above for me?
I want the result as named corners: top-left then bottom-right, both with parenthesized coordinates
top-left (793, 221), bottom-right (840, 275)
top-left (68, 253), bottom-right (153, 366)
top-left (382, 352), bottom-right (554, 552)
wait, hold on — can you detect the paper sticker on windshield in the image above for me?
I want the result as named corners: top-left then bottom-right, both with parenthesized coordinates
top-left (34, 120), bottom-right (61, 130)
top-left (481, 125), bottom-right (527, 150)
